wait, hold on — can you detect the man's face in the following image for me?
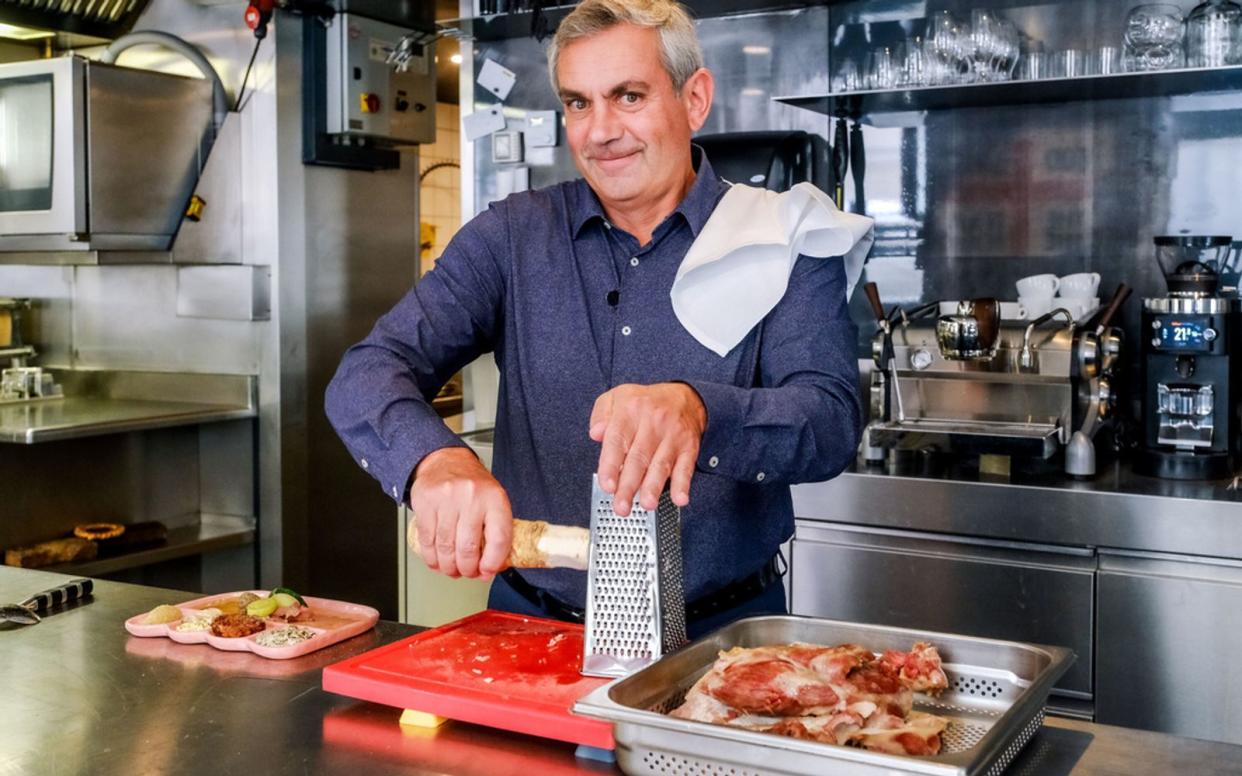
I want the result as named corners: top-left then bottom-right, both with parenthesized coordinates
top-left (556, 24), bottom-right (708, 211)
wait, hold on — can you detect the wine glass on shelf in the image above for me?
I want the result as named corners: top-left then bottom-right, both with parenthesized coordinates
top-left (926, 10), bottom-right (966, 84)
top-left (995, 19), bottom-right (1021, 80)
top-left (970, 8), bottom-right (999, 82)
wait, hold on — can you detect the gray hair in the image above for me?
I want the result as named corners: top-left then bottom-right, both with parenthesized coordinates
top-left (547, 0), bottom-right (704, 94)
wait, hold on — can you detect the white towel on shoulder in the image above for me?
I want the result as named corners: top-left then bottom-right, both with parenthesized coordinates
top-left (670, 182), bottom-right (874, 357)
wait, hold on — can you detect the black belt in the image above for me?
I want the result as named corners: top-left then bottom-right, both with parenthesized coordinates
top-left (499, 553), bottom-right (786, 625)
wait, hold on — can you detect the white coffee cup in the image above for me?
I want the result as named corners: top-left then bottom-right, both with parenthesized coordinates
top-left (1020, 294), bottom-right (1054, 319)
top-left (1016, 274), bottom-right (1060, 298)
top-left (1059, 272), bottom-right (1100, 299)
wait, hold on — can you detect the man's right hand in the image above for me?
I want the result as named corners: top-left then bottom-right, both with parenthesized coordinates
top-left (408, 447), bottom-right (513, 580)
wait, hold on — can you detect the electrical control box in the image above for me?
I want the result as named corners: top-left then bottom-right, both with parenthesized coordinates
top-left (324, 13), bottom-right (435, 145)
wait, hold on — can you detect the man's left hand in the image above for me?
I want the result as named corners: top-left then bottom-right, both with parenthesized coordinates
top-left (589, 383), bottom-right (707, 516)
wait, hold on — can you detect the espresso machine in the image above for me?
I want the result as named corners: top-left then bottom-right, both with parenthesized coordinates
top-left (861, 283), bottom-right (1130, 477)
top-left (1136, 236), bottom-right (1242, 480)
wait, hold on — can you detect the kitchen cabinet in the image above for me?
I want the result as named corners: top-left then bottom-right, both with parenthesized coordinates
top-left (791, 520), bottom-right (1096, 707)
top-left (1096, 550), bottom-right (1242, 746)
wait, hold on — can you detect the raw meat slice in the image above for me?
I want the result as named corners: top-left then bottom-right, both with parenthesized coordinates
top-left (699, 646), bottom-right (846, 716)
top-left (880, 641), bottom-right (950, 694)
top-left (854, 710), bottom-right (948, 756)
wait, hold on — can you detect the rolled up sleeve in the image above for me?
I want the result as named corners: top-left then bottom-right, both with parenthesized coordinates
top-left (325, 204), bottom-right (508, 504)
top-left (685, 254), bottom-right (861, 485)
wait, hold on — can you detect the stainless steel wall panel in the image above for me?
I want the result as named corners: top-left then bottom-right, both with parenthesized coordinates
top-left (1097, 550), bottom-right (1242, 744)
top-left (199, 418), bottom-right (256, 522)
top-left (791, 520), bottom-right (1095, 696)
top-left (176, 265), bottom-right (271, 321)
top-left (273, 17), bottom-right (423, 616)
top-left (70, 265), bottom-right (264, 374)
top-left (171, 113), bottom-right (245, 265)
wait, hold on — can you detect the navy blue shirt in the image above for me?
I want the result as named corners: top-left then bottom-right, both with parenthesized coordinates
top-left (325, 151), bottom-right (861, 608)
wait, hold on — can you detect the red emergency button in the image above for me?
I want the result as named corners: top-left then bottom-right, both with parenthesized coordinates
top-left (244, 4), bottom-right (263, 30)
top-left (360, 92), bottom-right (381, 114)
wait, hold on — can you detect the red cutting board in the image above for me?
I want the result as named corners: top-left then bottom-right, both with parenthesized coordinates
top-left (322, 610), bottom-right (614, 749)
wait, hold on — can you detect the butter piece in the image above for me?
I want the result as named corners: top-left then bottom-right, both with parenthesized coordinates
top-left (399, 709), bottom-right (448, 729)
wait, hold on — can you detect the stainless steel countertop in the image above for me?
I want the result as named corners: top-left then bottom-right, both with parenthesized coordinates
top-left (2, 566), bottom-right (1238, 776)
top-left (792, 458), bottom-right (1242, 560)
top-left (0, 396), bottom-right (256, 443)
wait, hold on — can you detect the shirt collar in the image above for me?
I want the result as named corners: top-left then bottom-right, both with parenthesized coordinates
top-left (570, 144), bottom-right (726, 239)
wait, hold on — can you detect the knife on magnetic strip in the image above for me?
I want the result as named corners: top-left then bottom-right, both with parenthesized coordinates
top-left (0, 578), bottom-right (94, 625)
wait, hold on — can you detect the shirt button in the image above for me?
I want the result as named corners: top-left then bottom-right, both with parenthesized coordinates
top-left (360, 458), bottom-right (369, 470)
top-left (708, 455), bottom-right (719, 468)
top-left (756, 471), bottom-right (766, 482)
top-left (630, 257), bottom-right (640, 267)
top-left (621, 325), bottom-right (632, 336)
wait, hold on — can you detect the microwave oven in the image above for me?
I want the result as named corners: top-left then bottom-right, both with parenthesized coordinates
top-left (0, 56), bottom-right (211, 254)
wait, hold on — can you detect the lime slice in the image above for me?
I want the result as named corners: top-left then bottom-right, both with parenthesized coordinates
top-left (272, 592), bottom-right (298, 609)
top-left (246, 596), bottom-right (279, 618)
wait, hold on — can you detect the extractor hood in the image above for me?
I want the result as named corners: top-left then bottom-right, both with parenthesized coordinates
top-left (0, 0), bottom-right (151, 41)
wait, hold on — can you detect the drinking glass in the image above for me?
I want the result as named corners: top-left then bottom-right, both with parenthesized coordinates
top-left (1098, 45), bottom-right (1123, 74)
top-left (902, 35), bottom-right (929, 86)
top-left (1125, 4), bottom-right (1186, 70)
top-left (1186, 0), bottom-right (1242, 67)
top-left (833, 58), bottom-right (862, 93)
top-left (1019, 50), bottom-right (1047, 80)
top-left (866, 47), bottom-right (899, 90)
top-left (1051, 49), bottom-right (1086, 78)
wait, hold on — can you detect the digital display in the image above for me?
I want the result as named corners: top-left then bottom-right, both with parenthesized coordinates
top-left (1159, 319), bottom-right (1212, 351)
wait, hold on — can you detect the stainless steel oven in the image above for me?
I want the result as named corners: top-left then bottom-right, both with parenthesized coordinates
top-left (0, 56), bottom-right (211, 254)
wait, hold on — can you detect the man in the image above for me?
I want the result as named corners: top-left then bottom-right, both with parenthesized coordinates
top-left (325, 0), bottom-right (861, 636)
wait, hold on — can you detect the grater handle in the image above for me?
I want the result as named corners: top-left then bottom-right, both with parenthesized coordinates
top-left (506, 519), bottom-right (590, 571)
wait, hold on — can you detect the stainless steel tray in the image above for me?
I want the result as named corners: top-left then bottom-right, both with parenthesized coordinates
top-left (573, 615), bottom-right (1074, 776)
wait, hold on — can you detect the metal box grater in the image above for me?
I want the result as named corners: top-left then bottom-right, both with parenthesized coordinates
top-left (582, 475), bottom-right (687, 678)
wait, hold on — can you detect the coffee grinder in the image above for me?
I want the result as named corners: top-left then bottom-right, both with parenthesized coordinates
top-left (1136, 235), bottom-right (1242, 479)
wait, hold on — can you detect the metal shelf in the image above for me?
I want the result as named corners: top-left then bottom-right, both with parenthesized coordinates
top-left (48, 513), bottom-right (256, 577)
top-left (775, 65), bottom-right (1242, 117)
top-left (0, 371), bottom-right (256, 444)
top-left (439, 0), bottom-right (824, 41)
top-left (0, 250), bottom-right (179, 266)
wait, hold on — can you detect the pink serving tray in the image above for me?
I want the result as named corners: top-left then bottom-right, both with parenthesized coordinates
top-left (124, 590), bottom-right (380, 660)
